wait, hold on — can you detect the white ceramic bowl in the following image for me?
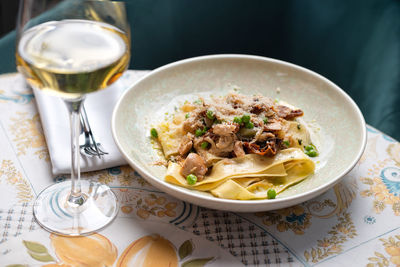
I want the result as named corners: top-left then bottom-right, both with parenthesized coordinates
top-left (112, 55), bottom-right (366, 212)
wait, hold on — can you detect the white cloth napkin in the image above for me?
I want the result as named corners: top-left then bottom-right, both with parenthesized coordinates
top-left (33, 70), bottom-right (150, 175)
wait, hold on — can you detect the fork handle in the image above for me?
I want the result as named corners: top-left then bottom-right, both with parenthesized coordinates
top-left (80, 105), bottom-right (92, 133)
top-left (81, 104), bottom-right (102, 158)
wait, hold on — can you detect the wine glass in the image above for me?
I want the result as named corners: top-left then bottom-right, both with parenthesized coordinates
top-left (16, 0), bottom-right (130, 235)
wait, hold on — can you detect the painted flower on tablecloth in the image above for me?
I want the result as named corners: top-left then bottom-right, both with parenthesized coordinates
top-left (360, 160), bottom-right (400, 216)
top-left (256, 205), bottom-right (312, 235)
top-left (285, 210), bottom-right (307, 224)
top-left (386, 246), bottom-right (400, 266)
top-left (50, 233), bottom-right (118, 267)
top-left (316, 238), bottom-right (331, 248)
top-left (363, 215), bottom-right (376, 224)
top-left (9, 112), bottom-right (49, 161)
top-left (304, 212), bottom-right (356, 263)
top-left (135, 194), bottom-right (177, 219)
top-left (117, 235), bottom-right (214, 267)
top-left (381, 167), bottom-right (400, 197)
top-left (275, 206), bottom-right (312, 234)
top-left (0, 159), bottom-right (34, 203)
top-left (19, 235), bottom-right (118, 267)
top-left (113, 189), bottom-right (179, 220)
top-left (117, 192), bottom-right (178, 220)
top-left (117, 234), bottom-right (178, 267)
top-left (367, 235), bottom-right (400, 267)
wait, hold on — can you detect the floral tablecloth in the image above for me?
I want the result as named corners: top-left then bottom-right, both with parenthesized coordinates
top-left (1, 71), bottom-right (400, 267)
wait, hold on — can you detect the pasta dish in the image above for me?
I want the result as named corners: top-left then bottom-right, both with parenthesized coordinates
top-left (151, 92), bottom-right (318, 200)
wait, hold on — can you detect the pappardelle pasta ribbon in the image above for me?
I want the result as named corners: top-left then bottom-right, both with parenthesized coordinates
top-left (165, 148), bottom-right (315, 200)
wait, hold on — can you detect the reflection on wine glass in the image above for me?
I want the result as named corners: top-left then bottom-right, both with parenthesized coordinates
top-left (16, 0), bottom-right (130, 236)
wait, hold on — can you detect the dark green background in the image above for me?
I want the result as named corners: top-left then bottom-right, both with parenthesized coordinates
top-left (1, 0), bottom-right (399, 140)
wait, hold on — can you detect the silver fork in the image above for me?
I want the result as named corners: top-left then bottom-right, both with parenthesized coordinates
top-left (79, 105), bottom-right (108, 157)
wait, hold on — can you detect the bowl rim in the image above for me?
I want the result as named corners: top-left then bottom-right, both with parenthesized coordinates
top-left (111, 54), bottom-right (367, 209)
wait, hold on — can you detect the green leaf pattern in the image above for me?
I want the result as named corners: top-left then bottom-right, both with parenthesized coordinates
top-left (179, 239), bottom-right (194, 260)
top-left (23, 240), bottom-right (55, 263)
top-left (23, 240), bottom-right (48, 253)
top-left (182, 257), bottom-right (214, 267)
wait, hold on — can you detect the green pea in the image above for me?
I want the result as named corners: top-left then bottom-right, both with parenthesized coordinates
top-left (185, 113), bottom-right (190, 119)
top-left (304, 145), bottom-right (314, 151)
top-left (245, 122), bottom-right (254, 129)
top-left (263, 117), bottom-right (269, 124)
top-left (297, 124), bottom-right (301, 130)
top-left (206, 110), bottom-right (215, 120)
top-left (195, 127), bottom-right (208, 137)
top-left (200, 141), bottom-right (209, 149)
top-left (186, 174), bottom-right (197, 185)
top-left (283, 140), bottom-right (290, 147)
top-left (233, 117), bottom-right (242, 124)
top-left (305, 150), bottom-right (318, 157)
top-left (267, 188), bottom-right (276, 199)
top-left (150, 128), bottom-right (158, 138)
top-left (195, 128), bottom-right (203, 137)
top-left (242, 114), bottom-right (250, 123)
top-left (298, 139), bottom-right (302, 145)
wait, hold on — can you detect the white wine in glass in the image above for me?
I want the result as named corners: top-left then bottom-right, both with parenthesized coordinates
top-left (16, 0), bottom-right (130, 236)
top-left (17, 19), bottom-right (130, 98)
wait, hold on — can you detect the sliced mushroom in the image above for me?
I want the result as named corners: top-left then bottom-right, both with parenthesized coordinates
top-left (233, 141), bottom-right (245, 157)
top-left (216, 135), bottom-right (235, 150)
top-left (178, 133), bottom-right (194, 156)
top-left (180, 153), bottom-right (208, 181)
top-left (264, 120), bottom-right (282, 131)
top-left (212, 124), bottom-right (237, 136)
top-left (276, 105), bottom-right (303, 120)
top-left (256, 132), bottom-right (276, 142)
top-left (243, 141), bottom-right (278, 156)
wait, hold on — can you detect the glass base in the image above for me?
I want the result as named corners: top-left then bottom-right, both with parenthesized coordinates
top-left (33, 180), bottom-right (118, 236)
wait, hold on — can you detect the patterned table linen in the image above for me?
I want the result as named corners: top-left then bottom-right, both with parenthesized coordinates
top-left (0, 71), bottom-right (400, 267)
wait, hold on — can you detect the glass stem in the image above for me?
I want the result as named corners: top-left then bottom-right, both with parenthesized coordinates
top-left (64, 98), bottom-right (86, 207)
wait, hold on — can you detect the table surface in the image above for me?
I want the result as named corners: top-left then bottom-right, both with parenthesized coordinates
top-left (1, 71), bottom-right (400, 267)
